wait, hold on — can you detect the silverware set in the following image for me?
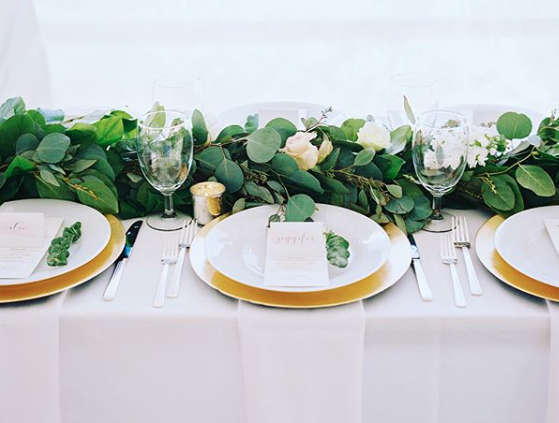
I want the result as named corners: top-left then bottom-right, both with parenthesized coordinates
top-left (153, 219), bottom-right (198, 308)
top-left (411, 215), bottom-right (482, 307)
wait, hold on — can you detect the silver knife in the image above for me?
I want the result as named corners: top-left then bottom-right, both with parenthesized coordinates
top-left (103, 220), bottom-right (143, 301)
top-left (408, 233), bottom-right (433, 302)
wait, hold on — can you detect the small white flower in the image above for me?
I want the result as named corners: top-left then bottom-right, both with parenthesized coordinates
top-left (282, 132), bottom-right (319, 171)
top-left (356, 122), bottom-right (391, 151)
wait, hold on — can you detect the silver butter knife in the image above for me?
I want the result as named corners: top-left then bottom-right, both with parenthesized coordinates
top-left (408, 233), bottom-right (433, 302)
top-left (103, 220), bottom-right (143, 301)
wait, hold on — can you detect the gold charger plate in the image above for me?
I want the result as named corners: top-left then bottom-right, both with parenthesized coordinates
top-left (476, 215), bottom-right (559, 301)
top-left (0, 215), bottom-right (125, 303)
top-left (190, 216), bottom-right (411, 308)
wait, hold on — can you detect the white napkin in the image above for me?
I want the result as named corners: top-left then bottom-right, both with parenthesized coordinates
top-left (238, 301), bottom-right (365, 423)
top-left (0, 292), bottom-right (66, 423)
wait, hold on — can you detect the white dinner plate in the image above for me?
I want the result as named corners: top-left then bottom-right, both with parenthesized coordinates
top-left (495, 206), bottom-right (559, 287)
top-left (444, 103), bottom-right (544, 128)
top-left (204, 204), bottom-right (391, 292)
top-left (0, 199), bottom-right (111, 285)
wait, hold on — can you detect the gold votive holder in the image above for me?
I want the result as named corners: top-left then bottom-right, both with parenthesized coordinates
top-left (190, 182), bottom-right (226, 226)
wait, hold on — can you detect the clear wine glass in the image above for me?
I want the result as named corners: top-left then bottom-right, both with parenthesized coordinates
top-left (137, 110), bottom-right (193, 231)
top-left (152, 73), bottom-right (205, 116)
top-left (388, 73), bottom-right (438, 129)
top-left (412, 110), bottom-right (469, 233)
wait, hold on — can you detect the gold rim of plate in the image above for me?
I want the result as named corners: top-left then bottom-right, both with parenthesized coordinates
top-left (476, 215), bottom-right (559, 301)
top-left (190, 216), bottom-right (411, 308)
top-left (0, 215), bottom-right (125, 304)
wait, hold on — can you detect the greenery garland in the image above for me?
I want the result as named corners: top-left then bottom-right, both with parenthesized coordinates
top-left (0, 97), bottom-right (558, 233)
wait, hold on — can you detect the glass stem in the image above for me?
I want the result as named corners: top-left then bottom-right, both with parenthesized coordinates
top-left (432, 195), bottom-right (443, 221)
top-left (162, 193), bottom-right (176, 219)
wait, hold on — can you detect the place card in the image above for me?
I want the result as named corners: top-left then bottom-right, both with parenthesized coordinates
top-left (258, 109), bottom-right (305, 127)
top-left (545, 218), bottom-right (559, 257)
top-left (0, 217), bottom-right (64, 279)
top-left (0, 213), bottom-right (45, 248)
top-left (264, 222), bottom-right (329, 287)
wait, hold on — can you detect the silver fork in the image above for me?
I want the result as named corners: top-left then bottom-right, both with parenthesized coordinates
top-left (153, 234), bottom-right (178, 308)
top-left (452, 216), bottom-right (482, 296)
top-left (167, 219), bottom-right (198, 298)
top-left (440, 233), bottom-right (467, 308)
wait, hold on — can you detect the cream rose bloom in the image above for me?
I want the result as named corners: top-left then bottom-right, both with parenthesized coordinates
top-left (356, 122), bottom-right (391, 151)
top-left (317, 136), bottom-right (334, 164)
top-left (282, 132), bottom-right (319, 170)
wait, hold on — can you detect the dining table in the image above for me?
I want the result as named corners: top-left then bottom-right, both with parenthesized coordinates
top-left (1, 207), bottom-right (558, 423)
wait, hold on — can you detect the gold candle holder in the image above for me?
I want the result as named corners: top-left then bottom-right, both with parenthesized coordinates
top-left (190, 182), bottom-right (226, 226)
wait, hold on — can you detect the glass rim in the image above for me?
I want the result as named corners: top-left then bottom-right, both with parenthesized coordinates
top-left (138, 109), bottom-right (187, 129)
top-left (391, 73), bottom-right (437, 89)
top-left (416, 110), bottom-right (468, 129)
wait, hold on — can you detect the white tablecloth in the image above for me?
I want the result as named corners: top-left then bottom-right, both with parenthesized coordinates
top-left (0, 209), bottom-right (556, 423)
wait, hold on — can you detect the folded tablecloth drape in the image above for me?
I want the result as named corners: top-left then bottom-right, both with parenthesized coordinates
top-left (238, 301), bottom-right (365, 423)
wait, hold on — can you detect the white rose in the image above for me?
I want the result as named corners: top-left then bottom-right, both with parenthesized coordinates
top-left (282, 132), bottom-right (319, 170)
top-left (356, 122), bottom-right (391, 151)
top-left (317, 136), bottom-right (333, 164)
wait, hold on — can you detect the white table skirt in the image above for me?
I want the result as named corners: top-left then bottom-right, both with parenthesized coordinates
top-left (0, 209), bottom-right (556, 423)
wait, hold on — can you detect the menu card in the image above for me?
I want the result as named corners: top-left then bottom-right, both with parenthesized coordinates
top-left (545, 218), bottom-right (559, 257)
top-left (264, 222), bottom-right (329, 287)
top-left (0, 213), bottom-right (45, 248)
top-left (0, 217), bottom-right (64, 279)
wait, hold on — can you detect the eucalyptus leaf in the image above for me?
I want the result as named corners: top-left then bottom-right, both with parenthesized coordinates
top-left (0, 113), bottom-right (35, 160)
top-left (289, 170), bottom-right (324, 194)
top-left (36, 133), bottom-right (71, 164)
top-left (340, 118), bottom-right (365, 141)
top-left (39, 168), bottom-right (60, 186)
top-left (384, 195), bottom-right (414, 214)
top-left (15, 133), bottom-right (39, 155)
top-left (76, 177), bottom-right (119, 214)
top-left (285, 194), bottom-right (315, 222)
top-left (515, 164), bottom-right (555, 197)
top-left (353, 148), bottom-right (376, 166)
top-left (481, 175), bottom-right (515, 211)
top-left (271, 153), bottom-right (299, 176)
top-left (73, 159), bottom-right (97, 173)
top-left (5, 156), bottom-right (35, 178)
top-left (246, 128), bottom-right (282, 163)
top-left (232, 198), bottom-right (246, 214)
top-left (215, 159), bottom-right (244, 193)
top-left (192, 109), bottom-right (209, 145)
top-left (497, 112), bottom-right (532, 140)
top-left (216, 125), bottom-right (245, 143)
top-left (265, 118), bottom-right (297, 147)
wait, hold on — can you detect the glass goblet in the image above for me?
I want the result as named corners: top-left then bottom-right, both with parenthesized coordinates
top-left (136, 110), bottom-right (193, 231)
top-left (412, 110), bottom-right (468, 233)
top-left (152, 73), bottom-right (205, 116)
top-left (388, 73), bottom-right (438, 129)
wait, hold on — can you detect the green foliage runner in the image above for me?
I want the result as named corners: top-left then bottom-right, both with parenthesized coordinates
top-left (1, 97), bottom-right (559, 234)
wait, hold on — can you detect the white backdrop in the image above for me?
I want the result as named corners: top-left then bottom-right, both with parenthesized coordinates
top-left (23, 0), bottom-right (559, 116)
